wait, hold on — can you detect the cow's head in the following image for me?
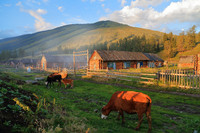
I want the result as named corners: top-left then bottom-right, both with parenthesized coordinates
top-left (101, 106), bottom-right (109, 119)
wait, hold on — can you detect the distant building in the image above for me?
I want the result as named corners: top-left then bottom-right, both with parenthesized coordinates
top-left (178, 55), bottom-right (195, 69)
top-left (89, 50), bottom-right (164, 70)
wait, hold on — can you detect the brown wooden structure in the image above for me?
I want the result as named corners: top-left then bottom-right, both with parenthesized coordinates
top-left (89, 50), bottom-right (152, 70)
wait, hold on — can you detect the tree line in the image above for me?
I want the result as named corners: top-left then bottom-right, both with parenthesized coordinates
top-left (0, 48), bottom-right (26, 61)
top-left (163, 25), bottom-right (200, 58)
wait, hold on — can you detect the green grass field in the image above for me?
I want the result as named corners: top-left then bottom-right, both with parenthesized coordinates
top-left (0, 67), bottom-right (200, 133)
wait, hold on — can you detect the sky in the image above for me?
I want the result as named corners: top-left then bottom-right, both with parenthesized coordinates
top-left (1, 0), bottom-right (200, 39)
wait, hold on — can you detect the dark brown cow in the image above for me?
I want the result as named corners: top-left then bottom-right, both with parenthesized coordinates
top-left (46, 73), bottom-right (62, 88)
top-left (101, 91), bottom-right (152, 133)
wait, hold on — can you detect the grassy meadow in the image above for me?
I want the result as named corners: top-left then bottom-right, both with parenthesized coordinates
top-left (0, 67), bottom-right (200, 133)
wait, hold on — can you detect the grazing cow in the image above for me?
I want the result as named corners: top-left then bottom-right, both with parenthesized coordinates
top-left (101, 91), bottom-right (152, 133)
top-left (46, 73), bottom-right (62, 88)
top-left (61, 79), bottom-right (74, 89)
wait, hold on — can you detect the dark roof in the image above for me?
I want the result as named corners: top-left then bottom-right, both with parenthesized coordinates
top-left (143, 53), bottom-right (164, 62)
top-left (179, 55), bottom-right (194, 63)
top-left (96, 50), bottom-right (150, 61)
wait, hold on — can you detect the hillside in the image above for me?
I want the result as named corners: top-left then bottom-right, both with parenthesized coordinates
top-left (158, 43), bottom-right (200, 62)
top-left (0, 20), bottom-right (163, 55)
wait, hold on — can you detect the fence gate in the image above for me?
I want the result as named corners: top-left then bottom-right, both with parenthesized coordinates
top-left (73, 49), bottom-right (89, 76)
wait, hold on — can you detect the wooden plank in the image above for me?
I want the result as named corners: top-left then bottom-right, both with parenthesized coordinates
top-left (73, 50), bottom-right (87, 54)
top-left (199, 74), bottom-right (200, 89)
top-left (196, 74), bottom-right (198, 88)
top-left (179, 70), bottom-right (181, 85)
top-left (190, 72), bottom-right (192, 88)
top-left (187, 71), bottom-right (188, 88)
top-left (74, 54), bottom-right (88, 56)
top-left (176, 69), bottom-right (177, 85)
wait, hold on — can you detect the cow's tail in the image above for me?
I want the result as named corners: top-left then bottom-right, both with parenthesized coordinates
top-left (146, 97), bottom-right (152, 114)
top-left (146, 97), bottom-right (152, 132)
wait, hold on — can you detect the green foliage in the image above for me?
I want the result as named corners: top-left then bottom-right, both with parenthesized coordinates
top-left (1, 67), bottom-right (200, 133)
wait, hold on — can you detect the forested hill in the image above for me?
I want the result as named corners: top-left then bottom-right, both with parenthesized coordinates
top-left (0, 20), bottom-right (163, 58)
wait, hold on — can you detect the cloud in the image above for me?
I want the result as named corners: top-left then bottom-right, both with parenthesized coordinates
top-left (16, 2), bottom-right (54, 32)
top-left (4, 4), bottom-right (11, 7)
top-left (37, 9), bottom-right (47, 14)
top-left (121, 0), bottom-right (127, 7)
top-left (28, 10), bottom-right (54, 31)
top-left (100, 0), bottom-right (200, 31)
top-left (60, 22), bottom-right (66, 26)
top-left (16, 1), bottom-right (22, 7)
top-left (101, 4), bottom-right (110, 13)
top-left (131, 0), bottom-right (164, 8)
top-left (43, 0), bottom-right (48, 2)
top-left (58, 6), bottom-right (64, 12)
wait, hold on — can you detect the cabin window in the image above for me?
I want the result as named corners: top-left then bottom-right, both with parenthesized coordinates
top-left (108, 62), bottom-right (113, 68)
top-left (158, 62), bottom-right (161, 67)
top-left (93, 56), bottom-right (96, 60)
top-left (124, 62), bottom-right (131, 69)
top-left (108, 62), bottom-right (116, 69)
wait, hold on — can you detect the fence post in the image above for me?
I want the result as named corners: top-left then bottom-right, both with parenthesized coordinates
top-left (157, 71), bottom-right (160, 80)
top-left (187, 70), bottom-right (189, 88)
top-left (199, 74), bottom-right (200, 89)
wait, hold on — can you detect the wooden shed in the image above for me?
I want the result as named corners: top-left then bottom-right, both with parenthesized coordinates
top-left (178, 55), bottom-right (195, 68)
top-left (89, 50), bottom-right (150, 70)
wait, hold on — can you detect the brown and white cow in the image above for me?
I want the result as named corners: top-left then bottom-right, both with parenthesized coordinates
top-left (101, 91), bottom-right (152, 133)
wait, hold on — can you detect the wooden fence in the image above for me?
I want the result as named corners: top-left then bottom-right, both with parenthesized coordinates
top-left (87, 69), bottom-right (156, 83)
top-left (157, 69), bottom-right (200, 89)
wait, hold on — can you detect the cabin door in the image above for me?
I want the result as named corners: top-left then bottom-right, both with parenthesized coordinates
top-left (137, 62), bottom-right (140, 68)
top-left (113, 62), bottom-right (116, 70)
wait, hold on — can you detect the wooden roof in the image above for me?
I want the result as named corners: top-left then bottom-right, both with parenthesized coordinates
top-left (143, 53), bottom-right (164, 62)
top-left (96, 50), bottom-right (150, 61)
top-left (179, 55), bottom-right (194, 63)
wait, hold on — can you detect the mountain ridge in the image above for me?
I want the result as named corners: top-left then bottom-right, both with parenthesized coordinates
top-left (0, 20), bottom-right (163, 55)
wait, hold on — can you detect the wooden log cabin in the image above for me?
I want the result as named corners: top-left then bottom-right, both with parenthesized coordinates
top-left (89, 50), bottom-right (151, 70)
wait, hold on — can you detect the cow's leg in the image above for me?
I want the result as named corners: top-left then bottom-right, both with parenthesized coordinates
top-left (146, 111), bottom-right (152, 133)
top-left (135, 113), bottom-right (144, 130)
top-left (119, 110), bottom-right (125, 124)
top-left (58, 79), bottom-right (61, 87)
top-left (117, 112), bottom-right (121, 120)
top-left (46, 82), bottom-right (49, 88)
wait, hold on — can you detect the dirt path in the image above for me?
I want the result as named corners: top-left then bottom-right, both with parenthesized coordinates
top-left (73, 78), bottom-right (200, 98)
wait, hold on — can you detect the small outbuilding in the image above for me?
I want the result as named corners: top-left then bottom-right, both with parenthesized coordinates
top-left (178, 55), bottom-right (195, 69)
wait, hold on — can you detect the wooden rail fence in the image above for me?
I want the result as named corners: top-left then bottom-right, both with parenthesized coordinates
top-left (157, 69), bottom-right (200, 89)
top-left (87, 69), bottom-right (156, 83)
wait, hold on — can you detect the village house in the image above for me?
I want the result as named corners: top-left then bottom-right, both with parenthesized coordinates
top-left (89, 50), bottom-right (164, 70)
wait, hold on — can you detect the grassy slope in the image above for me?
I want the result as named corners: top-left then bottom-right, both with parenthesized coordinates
top-left (0, 21), bottom-right (163, 54)
top-left (1, 67), bottom-right (200, 133)
top-left (158, 43), bottom-right (200, 62)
